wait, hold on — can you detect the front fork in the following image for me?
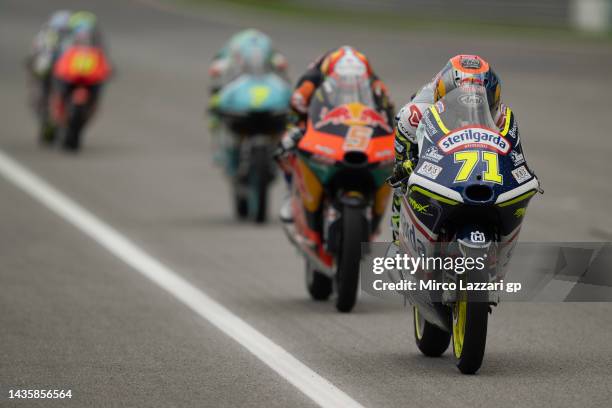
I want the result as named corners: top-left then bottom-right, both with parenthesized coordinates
top-left (232, 135), bottom-right (277, 196)
top-left (442, 225), bottom-right (497, 305)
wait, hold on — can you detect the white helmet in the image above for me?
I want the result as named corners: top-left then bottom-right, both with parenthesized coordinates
top-left (331, 46), bottom-right (367, 78)
top-left (49, 10), bottom-right (71, 30)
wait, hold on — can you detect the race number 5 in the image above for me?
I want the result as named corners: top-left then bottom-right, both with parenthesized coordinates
top-left (343, 126), bottom-right (373, 152)
top-left (454, 150), bottom-right (502, 184)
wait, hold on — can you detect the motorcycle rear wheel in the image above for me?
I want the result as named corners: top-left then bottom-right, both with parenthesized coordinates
top-left (413, 306), bottom-right (451, 357)
top-left (305, 261), bottom-right (332, 301)
top-left (233, 190), bottom-right (248, 219)
top-left (62, 106), bottom-right (86, 151)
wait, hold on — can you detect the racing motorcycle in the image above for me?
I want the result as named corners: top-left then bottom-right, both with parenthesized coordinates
top-left (283, 75), bottom-right (394, 312)
top-left (48, 43), bottom-right (111, 151)
top-left (386, 85), bottom-right (541, 373)
top-left (213, 72), bottom-right (291, 223)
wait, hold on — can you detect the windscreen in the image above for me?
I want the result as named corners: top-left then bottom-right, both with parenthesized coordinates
top-left (436, 85), bottom-right (497, 130)
top-left (227, 42), bottom-right (273, 79)
top-left (320, 75), bottom-right (375, 108)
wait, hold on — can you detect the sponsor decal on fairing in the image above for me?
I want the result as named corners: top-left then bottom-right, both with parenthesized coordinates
top-left (511, 165), bottom-right (531, 184)
top-left (510, 150), bottom-right (525, 166)
top-left (423, 146), bottom-right (443, 163)
top-left (458, 94), bottom-right (485, 106)
top-left (437, 127), bottom-right (510, 155)
top-left (423, 113), bottom-right (438, 136)
top-left (416, 161), bottom-right (442, 180)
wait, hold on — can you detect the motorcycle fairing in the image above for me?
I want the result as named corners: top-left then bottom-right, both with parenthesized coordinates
top-left (290, 77), bottom-right (394, 262)
top-left (407, 87), bottom-right (539, 238)
top-left (294, 156), bottom-right (324, 213)
top-left (53, 45), bottom-right (111, 85)
top-left (216, 73), bottom-right (291, 115)
top-left (298, 122), bottom-right (394, 166)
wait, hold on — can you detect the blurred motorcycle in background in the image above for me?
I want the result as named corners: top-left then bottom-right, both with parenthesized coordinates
top-left (27, 12), bottom-right (111, 151)
top-left (209, 31), bottom-right (291, 223)
top-left (50, 28), bottom-right (111, 151)
top-left (282, 74), bottom-right (394, 312)
top-left (386, 85), bottom-right (541, 373)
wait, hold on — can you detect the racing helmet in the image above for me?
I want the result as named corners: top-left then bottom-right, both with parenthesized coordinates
top-left (49, 10), bottom-right (72, 30)
top-left (434, 54), bottom-right (501, 113)
top-left (69, 11), bottom-right (97, 31)
top-left (228, 29), bottom-right (274, 75)
top-left (322, 46), bottom-right (372, 80)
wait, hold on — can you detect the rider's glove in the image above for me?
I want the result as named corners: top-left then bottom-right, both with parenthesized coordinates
top-left (387, 160), bottom-right (414, 189)
top-left (274, 127), bottom-right (303, 160)
top-left (290, 92), bottom-right (309, 115)
top-left (372, 79), bottom-right (388, 98)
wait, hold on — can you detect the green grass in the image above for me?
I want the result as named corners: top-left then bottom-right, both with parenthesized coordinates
top-left (185, 0), bottom-right (612, 42)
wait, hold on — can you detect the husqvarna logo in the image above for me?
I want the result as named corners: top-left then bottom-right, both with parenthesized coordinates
top-left (438, 127), bottom-right (510, 155)
top-left (470, 231), bottom-right (486, 243)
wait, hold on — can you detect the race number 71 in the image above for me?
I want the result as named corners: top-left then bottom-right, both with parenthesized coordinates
top-left (453, 151), bottom-right (502, 184)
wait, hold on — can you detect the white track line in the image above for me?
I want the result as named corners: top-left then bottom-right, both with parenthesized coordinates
top-left (0, 150), bottom-right (364, 408)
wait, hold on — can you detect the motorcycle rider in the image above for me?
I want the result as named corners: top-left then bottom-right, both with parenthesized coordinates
top-left (28, 10), bottom-right (107, 143)
top-left (388, 54), bottom-right (516, 244)
top-left (208, 29), bottom-right (288, 97)
top-left (66, 10), bottom-right (106, 50)
top-left (27, 10), bottom-right (72, 140)
top-left (275, 45), bottom-right (393, 222)
top-left (207, 29), bottom-right (289, 162)
top-left (51, 18), bottom-right (111, 141)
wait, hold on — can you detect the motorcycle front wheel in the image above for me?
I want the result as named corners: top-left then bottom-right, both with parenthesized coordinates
top-left (451, 294), bottom-right (488, 374)
top-left (247, 145), bottom-right (270, 223)
top-left (335, 205), bottom-right (363, 313)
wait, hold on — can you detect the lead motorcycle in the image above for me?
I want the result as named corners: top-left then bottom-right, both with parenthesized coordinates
top-left (283, 75), bottom-right (394, 312)
top-left (387, 85), bottom-right (541, 373)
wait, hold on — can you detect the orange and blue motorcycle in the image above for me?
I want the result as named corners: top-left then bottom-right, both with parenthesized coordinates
top-left (283, 75), bottom-right (394, 312)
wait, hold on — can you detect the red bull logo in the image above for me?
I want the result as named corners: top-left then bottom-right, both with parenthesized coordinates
top-left (315, 106), bottom-right (353, 127)
top-left (315, 103), bottom-right (392, 132)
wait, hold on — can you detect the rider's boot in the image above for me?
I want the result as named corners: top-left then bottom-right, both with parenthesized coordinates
top-left (279, 170), bottom-right (294, 223)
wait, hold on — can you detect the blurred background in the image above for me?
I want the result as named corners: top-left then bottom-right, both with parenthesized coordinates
top-left (202, 0), bottom-right (612, 32)
top-left (1, 0), bottom-right (611, 407)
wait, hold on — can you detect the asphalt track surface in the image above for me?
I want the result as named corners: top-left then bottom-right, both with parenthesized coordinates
top-left (1, 1), bottom-right (612, 407)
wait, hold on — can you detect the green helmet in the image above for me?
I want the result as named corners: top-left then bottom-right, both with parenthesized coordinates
top-left (69, 11), bottom-right (97, 30)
